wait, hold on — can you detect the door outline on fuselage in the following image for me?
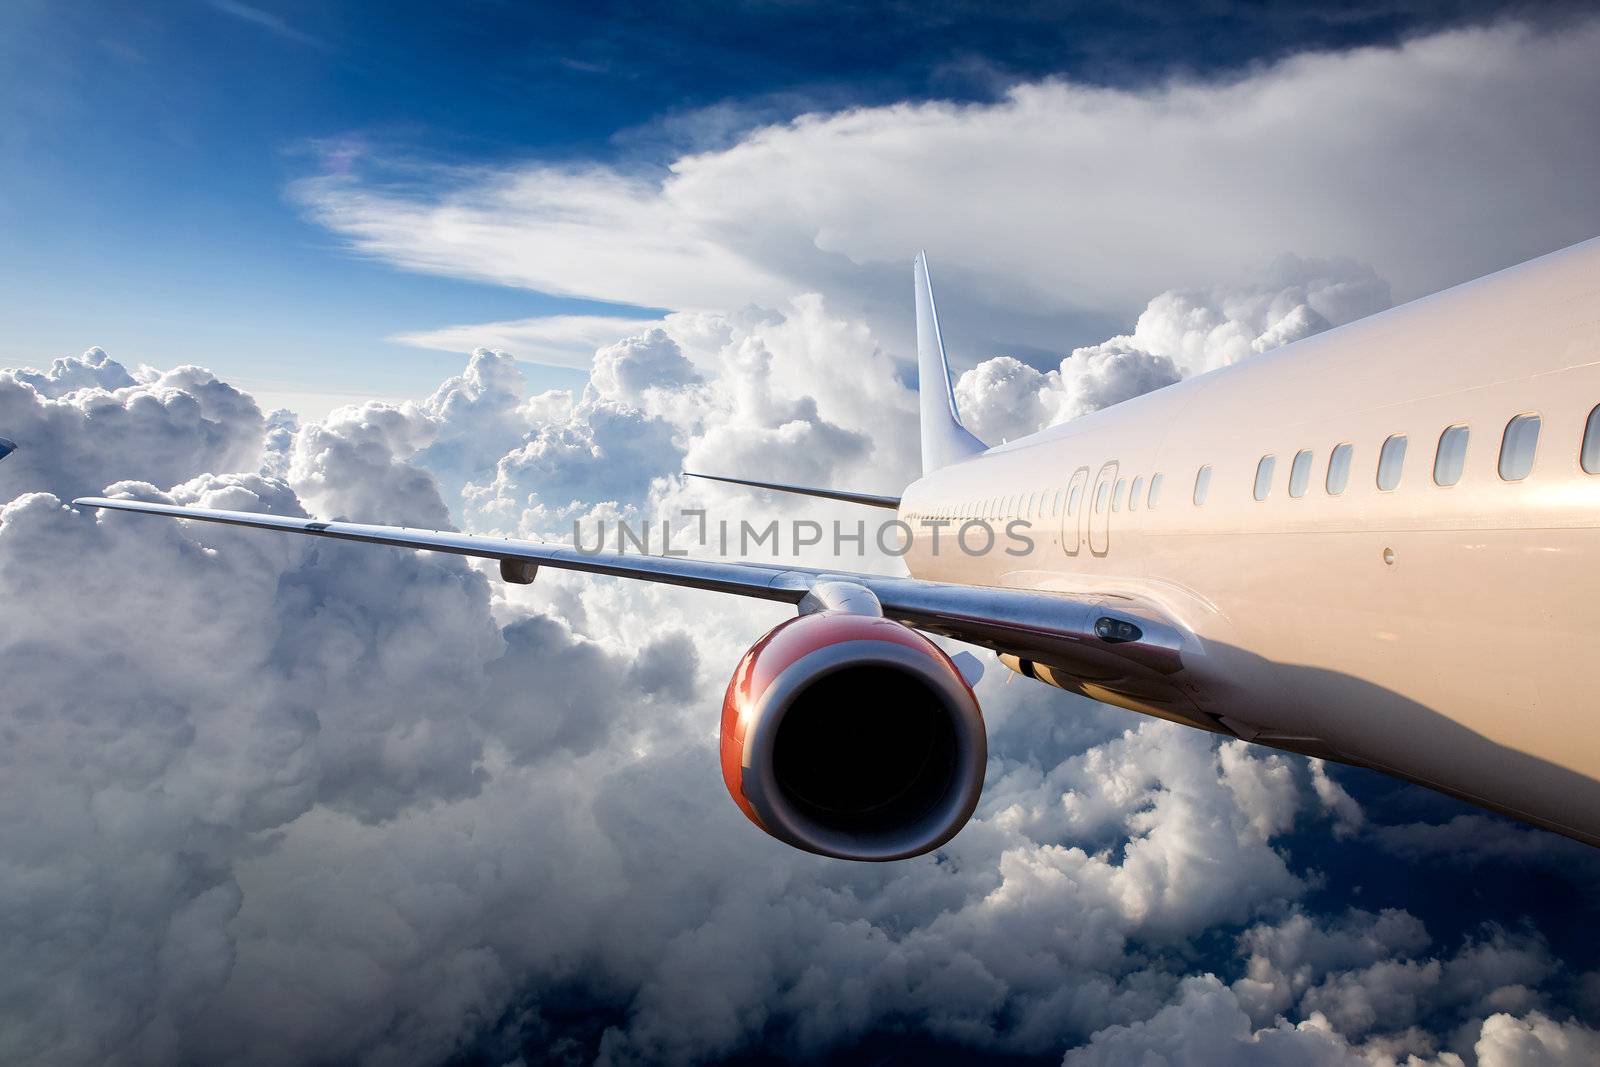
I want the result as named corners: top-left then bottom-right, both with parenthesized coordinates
top-left (1089, 461), bottom-right (1118, 557)
top-left (1061, 467), bottom-right (1090, 556)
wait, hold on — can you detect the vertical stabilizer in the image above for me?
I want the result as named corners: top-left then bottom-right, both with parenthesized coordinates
top-left (914, 253), bottom-right (987, 474)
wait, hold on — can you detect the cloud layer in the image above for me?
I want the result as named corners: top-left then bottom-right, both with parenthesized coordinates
top-left (4, 322), bottom-right (1599, 1066)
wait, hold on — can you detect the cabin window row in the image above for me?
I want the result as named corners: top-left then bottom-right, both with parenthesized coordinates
top-left (1087, 472), bottom-right (1165, 516)
top-left (912, 471), bottom-right (1171, 524)
top-left (1200, 405), bottom-right (1600, 506)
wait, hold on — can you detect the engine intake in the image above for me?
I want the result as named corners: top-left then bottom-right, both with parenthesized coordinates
top-left (720, 612), bottom-right (985, 860)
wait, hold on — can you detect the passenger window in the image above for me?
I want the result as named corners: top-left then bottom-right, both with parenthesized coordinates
top-left (1377, 434), bottom-right (1407, 491)
top-left (1584, 405), bottom-right (1600, 475)
top-left (1193, 465), bottom-right (1212, 506)
top-left (1112, 478), bottom-right (1126, 511)
top-left (1129, 476), bottom-right (1144, 511)
top-left (1433, 425), bottom-right (1470, 487)
top-left (1326, 443), bottom-right (1352, 495)
top-left (1288, 450), bottom-right (1313, 498)
top-left (1148, 473), bottom-right (1163, 509)
top-left (1499, 414), bottom-right (1540, 481)
top-left (1068, 485), bottom-right (1081, 515)
top-left (1253, 455), bottom-right (1276, 501)
top-left (1095, 481), bottom-right (1110, 513)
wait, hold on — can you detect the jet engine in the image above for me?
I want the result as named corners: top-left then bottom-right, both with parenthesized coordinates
top-left (720, 610), bottom-right (985, 861)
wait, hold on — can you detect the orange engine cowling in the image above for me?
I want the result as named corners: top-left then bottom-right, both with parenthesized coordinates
top-left (720, 612), bottom-right (986, 861)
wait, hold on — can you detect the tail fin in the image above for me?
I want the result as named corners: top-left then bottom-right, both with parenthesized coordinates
top-left (914, 252), bottom-right (986, 474)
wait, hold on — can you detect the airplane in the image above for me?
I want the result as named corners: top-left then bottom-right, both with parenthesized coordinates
top-left (76, 237), bottom-right (1600, 860)
top-left (0, 437), bottom-right (14, 462)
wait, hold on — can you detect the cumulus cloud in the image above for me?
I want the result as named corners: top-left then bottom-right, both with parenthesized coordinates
top-left (288, 401), bottom-right (450, 527)
top-left (1475, 1011), bottom-right (1600, 1067)
top-left (1068, 978), bottom-right (1600, 1067)
top-left (953, 257), bottom-right (1388, 443)
top-left (1063, 977), bottom-right (1378, 1067)
top-left (589, 327), bottom-right (702, 407)
top-left (394, 313), bottom-right (667, 370)
top-left (951, 356), bottom-right (1055, 445)
top-left (461, 295), bottom-right (909, 542)
top-left (0, 363), bottom-right (708, 1063)
top-left (0, 480), bottom-right (489, 1061)
top-left (0, 347), bottom-right (266, 502)
top-left (1089, 256), bottom-right (1391, 380)
top-left (296, 19), bottom-right (1600, 367)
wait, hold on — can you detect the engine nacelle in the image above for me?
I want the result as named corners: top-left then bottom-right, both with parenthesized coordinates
top-left (720, 612), bottom-right (986, 861)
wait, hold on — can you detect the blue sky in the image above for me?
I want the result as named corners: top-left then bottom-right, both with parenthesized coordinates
top-left (4, 0), bottom-right (1587, 415)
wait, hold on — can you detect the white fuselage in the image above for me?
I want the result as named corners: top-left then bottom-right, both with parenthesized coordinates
top-left (899, 237), bottom-right (1600, 846)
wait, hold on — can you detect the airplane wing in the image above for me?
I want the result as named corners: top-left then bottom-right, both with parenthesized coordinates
top-left (684, 471), bottom-right (901, 510)
top-left (72, 494), bottom-right (1201, 720)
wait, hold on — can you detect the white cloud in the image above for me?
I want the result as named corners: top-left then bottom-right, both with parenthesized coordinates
top-left (1062, 977), bottom-right (1374, 1067)
top-left (298, 19), bottom-right (1600, 365)
top-left (589, 327), bottom-right (702, 406)
top-left (1088, 256), bottom-right (1390, 380)
top-left (1310, 758), bottom-right (1366, 839)
top-left (288, 401), bottom-right (450, 527)
top-left (0, 347), bottom-right (266, 502)
top-left (460, 296), bottom-right (911, 542)
top-left (953, 256), bottom-right (1387, 443)
top-left (297, 163), bottom-right (794, 312)
top-left (1475, 1011), bottom-right (1600, 1067)
top-left (951, 356), bottom-right (1055, 445)
top-left (1231, 909), bottom-right (1434, 1025)
top-left (394, 313), bottom-right (667, 370)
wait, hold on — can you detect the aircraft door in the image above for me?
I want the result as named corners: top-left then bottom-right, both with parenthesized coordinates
top-left (1089, 462), bottom-right (1117, 557)
top-left (1061, 467), bottom-right (1089, 556)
